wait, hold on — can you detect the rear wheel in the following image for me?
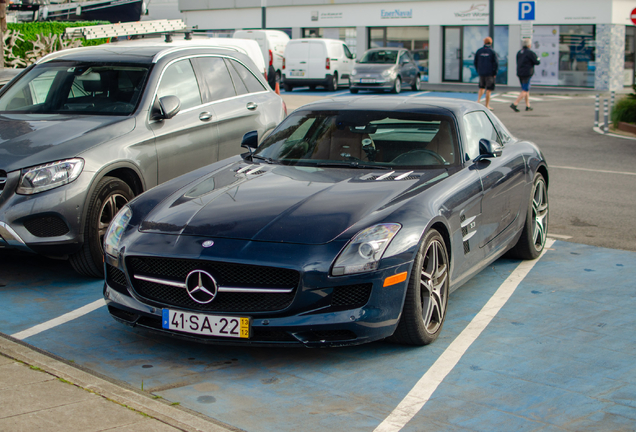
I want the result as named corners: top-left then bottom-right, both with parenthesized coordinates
top-left (283, 83), bottom-right (293, 92)
top-left (70, 176), bottom-right (134, 277)
top-left (509, 172), bottom-right (549, 260)
top-left (350, 88), bottom-right (359, 94)
top-left (327, 73), bottom-right (338, 91)
top-left (412, 74), bottom-right (421, 91)
top-left (390, 229), bottom-right (449, 345)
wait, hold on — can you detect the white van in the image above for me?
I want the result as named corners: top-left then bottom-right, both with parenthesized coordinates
top-left (114, 36), bottom-right (267, 79)
top-left (233, 30), bottom-right (290, 84)
top-left (282, 38), bottom-right (355, 91)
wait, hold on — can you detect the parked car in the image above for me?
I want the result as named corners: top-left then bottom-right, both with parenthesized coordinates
top-left (0, 43), bottom-right (286, 277)
top-left (233, 29), bottom-right (290, 87)
top-left (410, 49), bottom-right (429, 78)
top-left (104, 97), bottom-right (549, 347)
top-left (282, 38), bottom-right (355, 91)
top-left (350, 48), bottom-right (421, 94)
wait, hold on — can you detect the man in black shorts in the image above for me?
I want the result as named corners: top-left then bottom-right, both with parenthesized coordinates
top-left (475, 36), bottom-right (498, 111)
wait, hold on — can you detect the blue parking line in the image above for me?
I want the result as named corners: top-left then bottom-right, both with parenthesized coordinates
top-left (1, 241), bottom-right (634, 431)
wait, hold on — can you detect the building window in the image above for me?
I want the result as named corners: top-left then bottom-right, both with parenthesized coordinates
top-left (462, 26), bottom-right (508, 85)
top-left (625, 26), bottom-right (635, 86)
top-left (558, 25), bottom-right (595, 87)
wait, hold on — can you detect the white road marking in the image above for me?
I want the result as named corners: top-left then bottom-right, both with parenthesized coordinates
top-left (551, 165), bottom-right (636, 176)
top-left (543, 95), bottom-right (572, 99)
top-left (548, 233), bottom-right (573, 239)
top-left (500, 92), bottom-right (542, 101)
top-left (374, 239), bottom-right (556, 432)
top-left (11, 299), bottom-right (106, 340)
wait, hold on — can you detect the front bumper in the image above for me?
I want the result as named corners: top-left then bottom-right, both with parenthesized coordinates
top-left (349, 76), bottom-right (395, 91)
top-left (282, 74), bottom-right (334, 88)
top-left (0, 169), bottom-right (92, 256)
top-left (104, 233), bottom-right (414, 347)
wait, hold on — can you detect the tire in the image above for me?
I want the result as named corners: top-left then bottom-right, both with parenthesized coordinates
top-left (327, 73), bottom-right (338, 91)
top-left (283, 83), bottom-right (293, 92)
top-left (412, 74), bottom-right (421, 91)
top-left (509, 172), bottom-right (549, 260)
top-left (390, 229), bottom-right (449, 346)
top-left (391, 77), bottom-right (402, 94)
top-left (70, 176), bottom-right (134, 277)
top-left (350, 88), bottom-right (359, 94)
top-left (309, 85), bottom-right (316, 90)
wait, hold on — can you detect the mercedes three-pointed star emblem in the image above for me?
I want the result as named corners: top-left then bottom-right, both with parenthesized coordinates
top-left (185, 270), bottom-right (218, 304)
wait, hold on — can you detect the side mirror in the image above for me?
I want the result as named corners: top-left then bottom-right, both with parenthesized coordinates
top-left (474, 138), bottom-right (503, 161)
top-left (241, 130), bottom-right (258, 150)
top-left (152, 95), bottom-right (181, 120)
top-left (401, 58), bottom-right (410, 64)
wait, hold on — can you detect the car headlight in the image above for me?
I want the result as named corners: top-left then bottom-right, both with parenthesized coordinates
top-left (17, 158), bottom-right (84, 195)
top-left (351, 68), bottom-right (357, 76)
top-left (381, 69), bottom-right (394, 77)
top-left (103, 206), bottom-right (132, 258)
top-left (332, 223), bottom-right (401, 276)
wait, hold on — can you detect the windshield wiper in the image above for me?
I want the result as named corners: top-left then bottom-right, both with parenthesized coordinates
top-left (314, 162), bottom-right (391, 170)
top-left (252, 155), bottom-right (278, 164)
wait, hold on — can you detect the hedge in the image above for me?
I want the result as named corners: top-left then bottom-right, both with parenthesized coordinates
top-left (611, 96), bottom-right (636, 125)
top-left (6, 21), bottom-right (109, 61)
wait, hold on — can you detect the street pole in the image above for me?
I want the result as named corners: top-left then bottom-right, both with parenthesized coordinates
top-left (261, 0), bottom-right (266, 29)
top-left (489, 0), bottom-right (494, 45)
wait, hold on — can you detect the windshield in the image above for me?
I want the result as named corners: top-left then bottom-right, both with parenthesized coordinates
top-left (0, 61), bottom-right (150, 115)
top-left (255, 110), bottom-right (458, 168)
top-left (359, 50), bottom-right (399, 64)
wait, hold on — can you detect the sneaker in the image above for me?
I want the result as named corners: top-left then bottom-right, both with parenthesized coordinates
top-left (510, 103), bottom-right (520, 112)
top-left (526, 106), bottom-right (533, 111)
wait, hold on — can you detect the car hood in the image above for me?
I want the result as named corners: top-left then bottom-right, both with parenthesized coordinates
top-left (139, 163), bottom-right (447, 245)
top-left (0, 114), bottom-right (134, 172)
top-left (354, 63), bottom-right (396, 75)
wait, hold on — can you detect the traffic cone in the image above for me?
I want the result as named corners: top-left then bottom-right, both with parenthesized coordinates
top-left (275, 81), bottom-right (281, 95)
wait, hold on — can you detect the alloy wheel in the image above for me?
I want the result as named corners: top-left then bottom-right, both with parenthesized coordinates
top-left (531, 179), bottom-right (548, 251)
top-left (98, 193), bottom-right (129, 250)
top-left (420, 239), bottom-right (448, 333)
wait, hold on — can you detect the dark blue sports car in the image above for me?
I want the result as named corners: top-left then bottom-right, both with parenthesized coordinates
top-left (103, 97), bottom-right (549, 347)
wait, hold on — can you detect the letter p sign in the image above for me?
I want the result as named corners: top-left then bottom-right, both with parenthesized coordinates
top-left (519, 1), bottom-right (535, 21)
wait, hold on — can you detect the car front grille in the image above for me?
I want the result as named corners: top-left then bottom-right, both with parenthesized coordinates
top-left (106, 264), bottom-right (130, 295)
top-left (126, 256), bottom-right (300, 313)
top-left (331, 284), bottom-right (372, 308)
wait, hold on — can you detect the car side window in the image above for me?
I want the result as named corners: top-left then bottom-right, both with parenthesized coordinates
top-left (463, 111), bottom-right (499, 160)
top-left (228, 59), bottom-right (266, 93)
top-left (487, 112), bottom-right (513, 144)
top-left (193, 57), bottom-right (236, 103)
top-left (157, 59), bottom-right (201, 111)
top-left (399, 52), bottom-right (409, 64)
top-left (343, 45), bottom-right (354, 59)
top-left (224, 59), bottom-right (249, 96)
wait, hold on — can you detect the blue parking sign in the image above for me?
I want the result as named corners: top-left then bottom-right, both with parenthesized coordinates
top-left (519, 1), bottom-right (535, 20)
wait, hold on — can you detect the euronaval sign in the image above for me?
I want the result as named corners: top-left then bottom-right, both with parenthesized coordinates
top-left (381, 9), bottom-right (413, 19)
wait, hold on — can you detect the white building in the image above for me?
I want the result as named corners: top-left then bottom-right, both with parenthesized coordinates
top-left (178, 0), bottom-right (636, 91)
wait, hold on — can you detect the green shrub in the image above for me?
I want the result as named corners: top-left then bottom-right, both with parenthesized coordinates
top-left (6, 21), bottom-right (109, 61)
top-left (611, 97), bottom-right (636, 125)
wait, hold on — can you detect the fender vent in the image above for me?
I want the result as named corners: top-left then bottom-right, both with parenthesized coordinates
top-left (0, 170), bottom-right (6, 196)
top-left (463, 240), bottom-right (470, 254)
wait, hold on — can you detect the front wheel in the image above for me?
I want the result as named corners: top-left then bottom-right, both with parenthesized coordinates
top-left (391, 77), bottom-right (402, 94)
top-left (390, 229), bottom-right (449, 345)
top-left (283, 83), bottom-right (293, 92)
top-left (412, 74), bottom-right (421, 91)
top-left (70, 176), bottom-right (134, 277)
top-left (509, 172), bottom-right (549, 260)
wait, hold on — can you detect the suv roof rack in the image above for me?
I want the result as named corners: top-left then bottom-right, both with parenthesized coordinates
top-left (64, 19), bottom-right (190, 41)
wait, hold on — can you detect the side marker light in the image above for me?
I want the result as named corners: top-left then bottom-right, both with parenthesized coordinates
top-left (383, 272), bottom-right (408, 287)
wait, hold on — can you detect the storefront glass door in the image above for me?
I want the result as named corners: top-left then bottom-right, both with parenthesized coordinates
top-left (444, 27), bottom-right (462, 81)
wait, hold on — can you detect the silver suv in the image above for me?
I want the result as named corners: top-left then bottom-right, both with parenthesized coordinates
top-left (0, 43), bottom-right (286, 276)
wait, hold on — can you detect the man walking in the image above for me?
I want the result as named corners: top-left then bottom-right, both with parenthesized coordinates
top-left (475, 36), bottom-right (498, 111)
top-left (510, 38), bottom-right (541, 112)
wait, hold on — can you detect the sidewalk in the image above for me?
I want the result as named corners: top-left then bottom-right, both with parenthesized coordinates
top-left (0, 333), bottom-right (238, 432)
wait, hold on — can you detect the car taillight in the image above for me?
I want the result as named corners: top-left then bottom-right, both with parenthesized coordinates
top-left (283, 57), bottom-right (286, 70)
top-left (326, 57), bottom-right (330, 70)
top-left (269, 49), bottom-right (273, 66)
top-left (283, 101), bottom-right (287, 117)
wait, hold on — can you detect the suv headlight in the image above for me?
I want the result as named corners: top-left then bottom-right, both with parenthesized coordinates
top-left (17, 158), bottom-right (84, 195)
top-left (104, 206), bottom-right (132, 258)
top-left (332, 223), bottom-right (401, 276)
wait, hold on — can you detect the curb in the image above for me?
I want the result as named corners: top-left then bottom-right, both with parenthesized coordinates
top-left (592, 126), bottom-right (636, 140)
top-left (0, 332), bottom-right (242, 432)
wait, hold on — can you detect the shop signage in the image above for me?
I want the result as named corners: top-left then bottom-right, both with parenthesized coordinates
top-left (519, 1), bottom-right (535, 21)
top-left (380, 9), bottom-right (412, 19)
top-left (454, 3), bottom-right (488, 19)
top-left (311, 10), bottom-right (343, 21)
top-left (631, 7), bottom-right (636, 26)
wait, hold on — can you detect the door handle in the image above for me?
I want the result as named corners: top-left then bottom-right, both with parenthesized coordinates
top-left (246, 102), bottom-right (258, 111)
top-left (199, 112), bottom-right (213, 121)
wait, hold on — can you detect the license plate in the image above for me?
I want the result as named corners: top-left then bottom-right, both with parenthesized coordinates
top-left (290, 70), bottom-right (305, 76)
top-left (360, 78), bottom-right (376, 83)
top-left (162, 309), bottom-right (250, 339)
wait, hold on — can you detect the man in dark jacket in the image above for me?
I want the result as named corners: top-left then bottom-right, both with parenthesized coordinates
top-left (511, 39), bottom-right (541, 112)
top-left (475, 36), bottom-right (498, 111)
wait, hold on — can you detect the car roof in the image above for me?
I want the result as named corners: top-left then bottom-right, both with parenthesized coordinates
top-left (366, 47), bottom-right (404, 51)
top-left (292, 96), bottom-right (485, 117)
top-left (37, 43), bottom-right (256, 65)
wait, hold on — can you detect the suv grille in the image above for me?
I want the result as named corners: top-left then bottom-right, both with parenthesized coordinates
top-left (126, 256), bottom-right (300, 313)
